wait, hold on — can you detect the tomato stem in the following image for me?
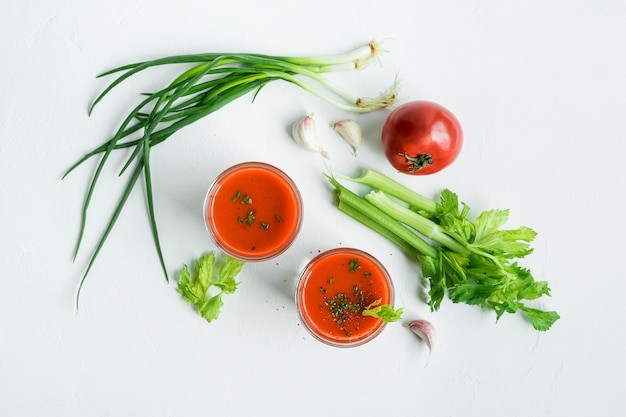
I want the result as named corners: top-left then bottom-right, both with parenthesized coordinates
top-left (400, 152), bottom-right (433, 173)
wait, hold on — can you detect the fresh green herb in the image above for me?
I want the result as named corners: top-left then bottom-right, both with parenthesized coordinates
top-left (260, 222), bottom-right (269, 230)
top-left (362, 301), bottom-right (403, 323)
top-left (177, 252), bottom-right (245, 323)
top-left (326, 286), bottom-right (401, 334)
top-left (275, 215), bottom-right (283, 223)
top-left (354, 285), bottom-right (364, 304)
top-left (232, 190), bottom-right (242, 201)
top-left (64, 41), bottom-right (398, 308)
top-left (326, 292), bottom-right (361, 319)
top-left (241, 195), bottom-right (253, 205)
top-left (245, 210), bottom-right (255, 226)
top-left (364, 272), bottom-right (372, 277)
top-left (327, 169), bottom-right (559, 331)
top-left (328, 277), bottom-right (335, 284)
top-left (348, 258), bottom-right (360, 272)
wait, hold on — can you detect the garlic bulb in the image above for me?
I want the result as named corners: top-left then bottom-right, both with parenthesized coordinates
top-left (333, 119), bottom-right (362, 156)
top-left (291, 113), bottom-right (330, 159)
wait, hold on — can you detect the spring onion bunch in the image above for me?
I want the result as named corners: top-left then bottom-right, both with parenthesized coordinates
top-left (64, 41), bottom-right (398, 307)
top-left (327, 170), bottom-right (559, 331)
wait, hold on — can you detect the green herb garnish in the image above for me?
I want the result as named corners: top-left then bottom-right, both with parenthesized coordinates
top-left (348, 258), bottom-right (360, 272)
top-left (326, 292), bottom-right (361, 318)
top-left (245, 210), bottom-right (255, 226)
top-left (362, 300), bottom-right (403, 323)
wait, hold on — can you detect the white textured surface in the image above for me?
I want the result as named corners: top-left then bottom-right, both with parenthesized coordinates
top-left (1, 1), bottom-right (625, 416)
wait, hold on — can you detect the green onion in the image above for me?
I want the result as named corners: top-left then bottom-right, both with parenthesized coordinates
top-left (65, 41), bottom-right (398, 308)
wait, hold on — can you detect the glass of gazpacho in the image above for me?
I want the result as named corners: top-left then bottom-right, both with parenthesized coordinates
top-left (295, 248), bottom-right (395, 347)
top-left (204, 162), bottom-right (303, 262)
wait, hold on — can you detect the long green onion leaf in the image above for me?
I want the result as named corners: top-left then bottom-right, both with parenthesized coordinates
top-left (74, 159), bottom-right (144, 310)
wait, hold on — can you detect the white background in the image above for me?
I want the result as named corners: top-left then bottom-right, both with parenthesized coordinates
top-left (2, 1), bottom-right (625, 416)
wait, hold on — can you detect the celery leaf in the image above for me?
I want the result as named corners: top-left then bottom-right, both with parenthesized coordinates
top-left (176, 252), bottom-right (245, 323)
top-left (430, 189), bottom-right (559, 330)
top-left (177, 265), bottom-right (206, 305)
top-left (362, 304), bottom-right (403, 322)
top-left (216, 257), bottom-right (245, 294)
top-left (520, 306), bottom-right (561, 331)
top-left (195, 252), bottom-right (215, 290)
top-left (198, 293), bottom-right (224, 323)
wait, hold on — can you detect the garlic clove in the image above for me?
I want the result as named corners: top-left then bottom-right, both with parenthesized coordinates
top-left (291, 113), bottom-right (330, 159)
top-left (407, 319), bottom-right (436, 352)
top-left (332, 118), bottom-right (362, 156)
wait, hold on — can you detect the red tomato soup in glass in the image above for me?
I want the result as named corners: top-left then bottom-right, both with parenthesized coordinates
top-left (204, 162), bottom-right (303, 261)
top-left (296, 248), bottom-right (394, 347)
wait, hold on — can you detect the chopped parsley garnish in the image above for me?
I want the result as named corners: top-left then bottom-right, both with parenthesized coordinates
top-left (348, 258), bottom-right (360, 272)
top-left (326, 292), bottom-right (361, 318)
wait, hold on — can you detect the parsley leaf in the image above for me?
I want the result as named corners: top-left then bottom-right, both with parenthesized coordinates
top-left (176, 252), bottom-right (245, 323)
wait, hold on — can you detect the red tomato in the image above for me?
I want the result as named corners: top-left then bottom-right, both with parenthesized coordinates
top-left (381, 101), bottom-right (463, 175)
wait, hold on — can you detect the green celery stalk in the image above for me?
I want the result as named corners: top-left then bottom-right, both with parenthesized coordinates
top-left (346, 169), bottom-right (438, 216)
top-left (365, 190), bottom-right (469, 256)
top-left (327, 175), bottom-right (438, 259)
top-left (337, 201), bottom-right (422, 260)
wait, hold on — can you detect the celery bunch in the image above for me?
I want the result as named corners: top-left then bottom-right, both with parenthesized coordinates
top-left (328, 170), bottom-right (559, 331)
